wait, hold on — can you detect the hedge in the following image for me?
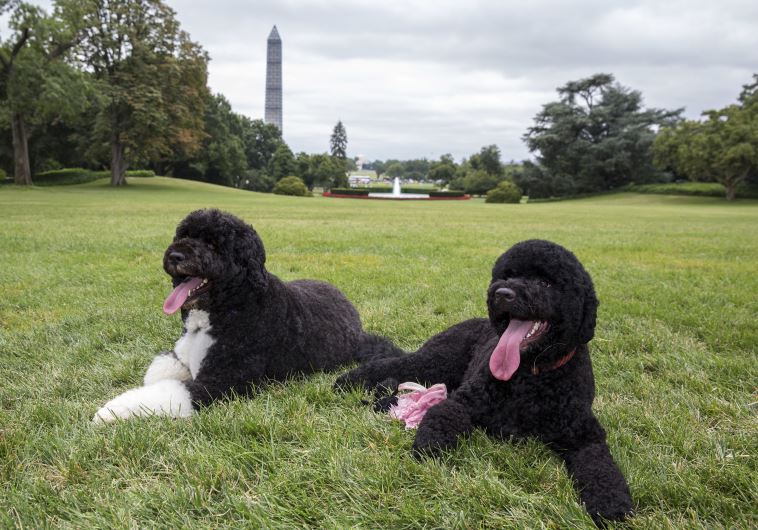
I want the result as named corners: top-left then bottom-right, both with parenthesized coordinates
top-left (33, 168), bottom-right (155, 186)
top-left (429, 190), bottom-right (465, 197)
top-left (628, 182), bottom-right (758, 199)
top-left (34, 168), bottom-right (105, 186)
top-left (329, 188), bottom-right (369, 196)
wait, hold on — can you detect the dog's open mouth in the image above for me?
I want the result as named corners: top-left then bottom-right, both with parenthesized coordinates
top-left (489, 319), bottom-right (549, 381)
top-left (163, 277), bottom-right (210, 315)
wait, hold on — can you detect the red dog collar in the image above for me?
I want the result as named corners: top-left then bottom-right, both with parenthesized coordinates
top-left (532, 348), bottom-right (576, 375)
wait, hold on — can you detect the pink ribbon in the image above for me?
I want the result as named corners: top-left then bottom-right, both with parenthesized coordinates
top-left (388, 382), bottom-right (448, 429)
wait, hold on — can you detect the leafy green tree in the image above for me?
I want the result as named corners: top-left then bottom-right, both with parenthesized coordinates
top-left (524, 73), bottom-right (681, 195)
top-left (428, 156), bottom-right (457, 184)
top-left (0, 1), bottom-right (84, 184)
top-left (463, 169), bottom-right (500, 196)
top-left (268, 143), bottom-right (296, 181)
top-left (486, 180), bottom-right (522, 203)
top-left (309, 153), bottom-right (347, 189)
top-left (74, 0), bottom-right (208, 186)
top-left (294, 152), bottom-right (344, 190)
top-left (653, 79), bottom-right (758, 200)
top-left (196, 94), bottom-right (245, 186)
top-left (330, 120), bottom-right (347, 160)
top-left (295, 151), bottom-right (312, 186)
top-left (273, 175), bottom-right (311, 197)
top-left (368, 159), bottom-right (386, 176)
top-left (241, 117), bottom-right (282, 171)
top-left (474, 145), bottom-right (503, 176)
top-left (385, 162), bottom-right (403, 178)
top-left (240, 168), bottom-right (275, 193)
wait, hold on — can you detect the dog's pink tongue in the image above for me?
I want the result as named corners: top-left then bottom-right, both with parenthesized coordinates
top-left (489, 319), bottom-right (534, 381)
top-left (163, 277), bottom-right (202, 315)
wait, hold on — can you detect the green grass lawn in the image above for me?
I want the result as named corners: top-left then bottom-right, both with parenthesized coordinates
top-left (1, 177), bottom-right (756, 528)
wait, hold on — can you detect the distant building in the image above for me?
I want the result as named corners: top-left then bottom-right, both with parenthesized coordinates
top-left (265, 26), bottom-right (283, 133)
top-left (348, 171), bottom-right (378, 187)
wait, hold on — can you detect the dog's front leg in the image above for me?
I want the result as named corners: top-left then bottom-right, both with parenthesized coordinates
top-left (558, 439), bottom-right (634, 525)
top-left (412, 397), bottom-right (474, 458)
top-left (143, 351), bottom-right (191, 385)
top-left (92, 379), bottom-right (195, 424)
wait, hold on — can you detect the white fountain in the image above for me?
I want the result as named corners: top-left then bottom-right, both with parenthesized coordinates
top-left (368, 177), bottom-right (430, 199)
top-left (392, 177), bottom-right (401, 196)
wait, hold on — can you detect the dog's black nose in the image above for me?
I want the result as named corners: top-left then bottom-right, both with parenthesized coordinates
top-left (496, 287), bottom-right (516, 302)
top-left (168, 251), bottom-right (186, 263)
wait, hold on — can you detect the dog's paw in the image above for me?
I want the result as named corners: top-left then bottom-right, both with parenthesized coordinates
top-left (92, 401), bottom-right (133, 424)
top-left (371, 378), bottom-right (399, 412)
top-left (589, 502), bottom-right (635, 527)
top-left (92, 380), bottom-right (194, 424)
top-left (410, 399), bottom-right (471, 459)
top-left (333, 368), bottom-right (371, 392)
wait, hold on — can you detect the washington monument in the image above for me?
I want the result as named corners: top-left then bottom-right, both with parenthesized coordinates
top-left (265, 25), bottom-right (283, 133)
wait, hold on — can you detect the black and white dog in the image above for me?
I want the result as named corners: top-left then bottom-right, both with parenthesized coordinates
top-left (94, 209), bottom-right (399, 423)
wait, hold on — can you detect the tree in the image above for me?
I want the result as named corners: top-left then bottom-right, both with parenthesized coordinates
top-left (194, 93), bottom-right (245, 186)
top-left (74, 0), bottom-right (208, 186)
top-left (330, 120), bottom-right (347, 160)
top-left (385, 162), bottom-right (403, 178)
top-left (463, 169), bottom-right (500, 196)
top-left (241, 117), bottom-right (282, 171)
top-left (474, 145), bottom-right (503, 176)
top-left (428, 155), bottom-right (457, 184)
top-left (524, 73), bottom-right (681, 196)
top-left (0, 1), bottom-right (84, 184)
top-left (268, 143), bottom-right (296, 181)
top-left (304, 153), bottom-right (347, 189)
top-left (653, 81), bottom-right (758, 200)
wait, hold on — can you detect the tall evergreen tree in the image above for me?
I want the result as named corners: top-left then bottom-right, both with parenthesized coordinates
top-left (330, 120), bottom-right (347, 160)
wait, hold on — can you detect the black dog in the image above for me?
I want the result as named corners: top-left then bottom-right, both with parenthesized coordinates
top-left (335, 240), bottom-right (634, 524)
top-left (94, 208), bottom-right (398, 423)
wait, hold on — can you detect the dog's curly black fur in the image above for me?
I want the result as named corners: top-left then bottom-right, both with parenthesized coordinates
top-left (159, 208), bottom-right (401, 407)
top-left (335, 240), bottom-right (634, 525)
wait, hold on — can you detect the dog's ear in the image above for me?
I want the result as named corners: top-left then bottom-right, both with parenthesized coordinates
top-left (233, 228), bottom-right (268, 293)
top-left (578, 286), bottom-right (598, 344)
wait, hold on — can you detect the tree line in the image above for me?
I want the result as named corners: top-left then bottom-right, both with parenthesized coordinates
top-left (0, 0), bottom-right (349, 190)
top-left (2, 1), bottom-right (755, 199)
top-left (366, 74), bottom-right (757, 201)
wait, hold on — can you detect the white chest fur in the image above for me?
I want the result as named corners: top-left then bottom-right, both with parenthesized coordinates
top-left (174, 310), bottom-right (215, 379)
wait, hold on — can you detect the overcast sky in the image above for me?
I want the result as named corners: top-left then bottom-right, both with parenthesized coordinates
top-left (11, 0), bottom-right (758, 161)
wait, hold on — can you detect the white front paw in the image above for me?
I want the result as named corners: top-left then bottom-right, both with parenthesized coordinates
top-left (92, 379), bottom-right (194, 424)
top-left (143, 352), bottom-right (191, 385)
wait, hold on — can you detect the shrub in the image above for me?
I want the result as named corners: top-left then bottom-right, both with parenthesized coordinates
top-left (273, 176), bottom-right (312, 197)
top-left (485, 181), bottom-right (522, 203)
top-left (33, 168), bottom-right (105, 186)
top-left (0, 168), bottom-right (7, 181)
top-left (126, 170), bottom-right (156, 178)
